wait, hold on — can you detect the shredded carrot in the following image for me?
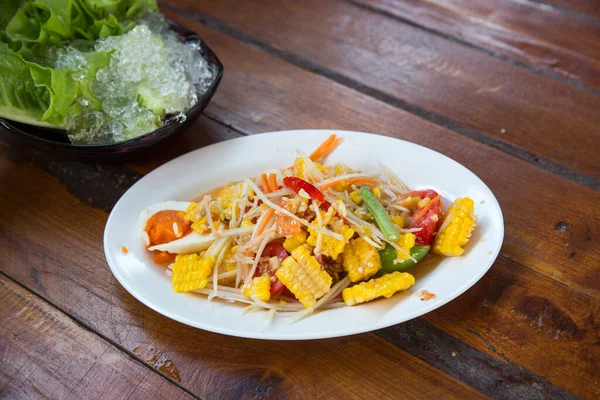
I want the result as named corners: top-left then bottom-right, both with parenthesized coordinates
top-left (309, 134), bottom-right (343, 161)
top-left (283, 135), bottom-right (343, 170)
top-left (268, 173), bottom-right (278, 192)
top-left (121, 246), bottom-right (128, 254)
top-left (256, 208), bottom-right (275, 236)
top-left (415, 195), bottom-right (441, 221)
top-left (313, 134), bottom-right (335, 152)
top-left (261, 173), bottom-right (271, 194)
top-left (319, 177), bottom-right (380, 191)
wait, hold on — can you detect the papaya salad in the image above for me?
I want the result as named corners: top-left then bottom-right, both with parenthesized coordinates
top-left (140, 135), bottom-right (477, 320)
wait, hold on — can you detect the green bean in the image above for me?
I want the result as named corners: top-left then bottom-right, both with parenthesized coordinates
top-left (359, 186), bottom-right (399, 242)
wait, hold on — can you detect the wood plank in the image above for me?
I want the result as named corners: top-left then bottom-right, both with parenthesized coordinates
top-left (1, 10), bottom-right (598, 397)
top-left (0, 120), bottom-right (592, 399)
top-left (0, 133), bottom-right (486, 400)
top-left (351, 0), bottom-right (600, 90)
top-left (165, 0), bottom-right (600, 180)
top-left (0, 275), bottom-right (192, 400)
top-left (13, 117), bottom-right (593, 395)
top-left (536, 0), bottom-right (600, 20)
top-left (162, 11), bottom-right (600, 301)
top-left (423, 257), bottom-right (600, 399)
top-left (123, 123), bottom-right (597, 396)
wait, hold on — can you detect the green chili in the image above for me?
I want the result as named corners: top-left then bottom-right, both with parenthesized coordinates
top-left (376, 244), bottom-right (430, 276)
top-left (359, 186), bottom-right (399, 242)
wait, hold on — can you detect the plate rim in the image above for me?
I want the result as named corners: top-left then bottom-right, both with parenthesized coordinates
top-left (104, 129), bottom-right (504, 340)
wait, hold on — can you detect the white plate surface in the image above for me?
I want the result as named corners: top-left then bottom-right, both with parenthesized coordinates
top-left (104, 130), bottom-right (503, 340)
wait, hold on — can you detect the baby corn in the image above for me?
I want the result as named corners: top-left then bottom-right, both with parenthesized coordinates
top-left (172, 253), bottom-right (214, 292)
top-left (283, 230), bottom-right (308, 253)
top-left (276, 246), bottom-right (332, 307)
top-left (342, 237), bottom-right (381, 282)
top-left (307, 224), bottom-right (354, 261)
top-left (434, 197), bottom-right (476, 257)
top-left (343, 272), bottom-right (415, 306)
top-left (243, 276), bottom-right (271, 302)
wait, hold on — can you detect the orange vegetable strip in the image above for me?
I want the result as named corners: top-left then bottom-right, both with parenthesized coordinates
top-left (268, 173), bottom-right (278, 192)
top-left (309, 135), bottom-right (343, 161)
top-left (313, 134), bottom-right (335, 151)
top-left (315, 136), bottom-right (343, 160)
top-left (283, 135), bottom-right (343, 170)
top-left (319, 177), bottom-right (380, 191)
top-left (414, 195), bottom-right (442, 221)
top-left (255, 209), bottom-right (275, 236)
top-left (261, 173), bottom-right (271, 193)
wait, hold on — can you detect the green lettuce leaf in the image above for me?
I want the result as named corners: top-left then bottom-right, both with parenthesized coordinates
top-left (0, 42), bottom-right (110, 127)
top-left (6, 0), bottom-right (73, 59)
top-left (0, 43), bottom-right (52, 126)
top-left (27, 62), bottom-right (77, 125)
top-left (1, 0), bottom-right (25, 44)
top-left (0, 0), bottom-right (157, 128)
top-left (2, 0), bottom-right (157, 61)
top-left (79, 0), bottom-right (157, 20)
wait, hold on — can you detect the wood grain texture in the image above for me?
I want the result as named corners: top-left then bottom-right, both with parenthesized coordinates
top-left (424, 257), bottom-right (600, 399)
top-left (104, 115), bottom-right (600, 398)
top-left (352, 0), bottom-right (600, 90)
top-left (161, 11), bottom-right (600, 302)
top-left (4, 108), bottom-right (591, 398)
top-left (0, 130), bottom-right (486, 400)
top-left (165, 0), bottom-right (600, 179)
top-left (1, 120), bottom-right (597, 398)
top-left (536, 0), bottom-right (600, 20)
top-left (0, 275), bottom-right (192, 400)
top-left (0, 3), bottom-right (597, 397)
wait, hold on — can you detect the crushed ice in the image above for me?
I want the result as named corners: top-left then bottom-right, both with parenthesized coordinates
top-left (49, 14), bottom-right (214, 145)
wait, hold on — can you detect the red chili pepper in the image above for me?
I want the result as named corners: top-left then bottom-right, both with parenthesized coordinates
top-left (283, 177), bottom-right (326, 202)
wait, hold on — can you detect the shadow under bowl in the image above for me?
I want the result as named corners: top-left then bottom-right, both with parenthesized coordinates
top-left (0, 19), bottom-right (223, 162)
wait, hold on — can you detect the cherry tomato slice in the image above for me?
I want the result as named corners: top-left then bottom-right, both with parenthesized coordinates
top-left (270, 279), bottom-right (286, 295)
top-left (263, 243), bottom-right (289, 260)
top-left (400, 189), bottom-right (439, 200)
top-left (261, 243), bottom-right (289, 294)
top-left (402, 189), bottom-right (442, 245)
top-left (411, 210), bottom-right (439, 245)
top-left (408, 200), bottom-right (442, 245)
top-left (320, 201), bottom-right (332, 210)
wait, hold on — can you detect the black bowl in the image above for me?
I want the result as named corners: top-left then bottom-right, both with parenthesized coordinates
top-left (0, 19), bottom-right (223, 161)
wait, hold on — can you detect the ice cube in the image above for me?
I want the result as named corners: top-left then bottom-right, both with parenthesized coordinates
top-left (53, 13), bottom-right (215, 144)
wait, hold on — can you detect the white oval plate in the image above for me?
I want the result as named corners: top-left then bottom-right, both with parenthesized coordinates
top-left (104, 130), bottom-right (503, 340)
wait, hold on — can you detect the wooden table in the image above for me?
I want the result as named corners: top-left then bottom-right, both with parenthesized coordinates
top-left (1, 1), bottom-right (599, 398)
